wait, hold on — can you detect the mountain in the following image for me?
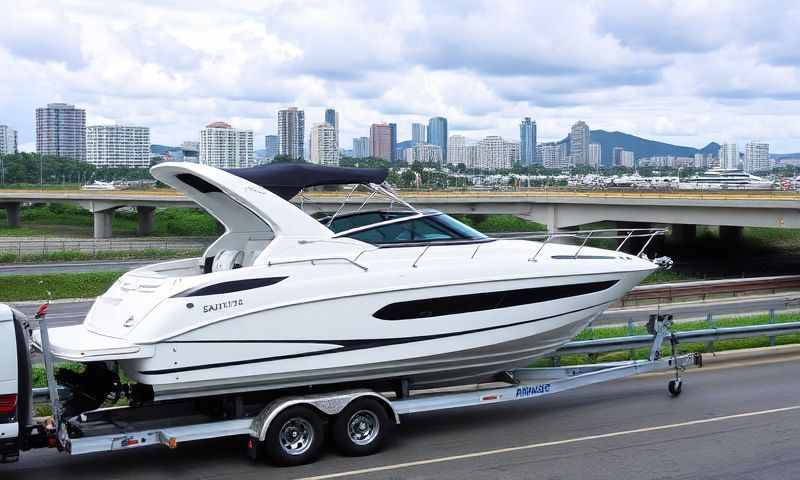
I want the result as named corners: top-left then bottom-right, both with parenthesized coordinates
top-left (771, 152), bottom-right (800, 160)
top-left (559, 130), bottom-right (720, 165)
top-left (150, 144), bottom-right (180, 155)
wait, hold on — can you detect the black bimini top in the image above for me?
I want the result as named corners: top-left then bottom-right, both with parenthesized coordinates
top-left (226, 163), bottom-right (388, 200)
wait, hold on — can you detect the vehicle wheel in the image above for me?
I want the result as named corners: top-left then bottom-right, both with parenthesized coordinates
top-left (332, 398), bottom-right (391, 457)
top-left (668, 379), bottom-right (682, 397)
top-left (263, 406), bottom-right (325, 467)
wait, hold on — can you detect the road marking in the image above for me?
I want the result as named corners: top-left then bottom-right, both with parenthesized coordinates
top-left (296, 404), bottom-right (800, 480)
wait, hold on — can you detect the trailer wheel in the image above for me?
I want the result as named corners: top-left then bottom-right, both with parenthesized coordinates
top-left (668, 379), bottom-right (682, 397)
top-left (263, 406), bottom-right (325, 466)
top-left (332, 398), bottom-right (391, 457)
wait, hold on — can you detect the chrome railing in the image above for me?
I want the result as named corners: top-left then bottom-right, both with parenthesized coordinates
top-left (502, 228), bottom-right (668, 262)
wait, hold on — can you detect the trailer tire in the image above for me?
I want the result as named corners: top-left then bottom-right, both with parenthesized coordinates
top-left (331, 398), bottom-right (391, 457)
top-left (262, 406), bottom-right (325, 467)
top-left (668, 379), bottom-right (682, 397)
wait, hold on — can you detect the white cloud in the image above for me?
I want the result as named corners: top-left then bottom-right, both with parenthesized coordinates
top-left (0, 0), bottom-right (799, 152)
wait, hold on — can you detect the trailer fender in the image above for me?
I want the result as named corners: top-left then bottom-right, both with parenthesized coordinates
top-left (250, 389), bottom-right (398, 442)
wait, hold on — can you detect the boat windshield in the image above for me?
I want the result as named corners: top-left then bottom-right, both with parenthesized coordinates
top-left (341, 213), bottom-right (489, 246)
top-left (322, 210), bottom-right (417, 234)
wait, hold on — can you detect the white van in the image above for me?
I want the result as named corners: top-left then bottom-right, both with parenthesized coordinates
top-left (0, 305), bottom-right (32, 463)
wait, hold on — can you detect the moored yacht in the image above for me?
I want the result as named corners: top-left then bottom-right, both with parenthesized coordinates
top-left (678, 168), bottom-right (774, 190)
top-left (37, 162), bottom-right (662, 403)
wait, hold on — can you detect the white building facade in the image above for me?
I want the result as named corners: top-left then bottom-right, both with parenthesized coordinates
top-left (743, 142), bottom-right (769, 172)
top-left (200, 122), bottom-right (254, 169)
top-left (719, 143), bottom-right (739, 169)
top-left (352, 137), bottom-right (369, 158)
top-left (447, 135), bottom-right (467, 165)
top-left (310, 123), bottom-right (339, 167)
top-left (620, 150), bottom-right (635, 168)
top-left (278, 107), bottom-right (305, 160)
top-left (86, 125), bottom-right (151, 168)
top-left (588, 143), bottom-right (601, 167)
top-left (404, 143), bottom-right (442, 164)
top-left (0, 125), bottom-right (17, 155)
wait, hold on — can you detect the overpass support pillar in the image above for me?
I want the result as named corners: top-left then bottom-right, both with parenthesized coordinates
top-left (671, 224), bottom-right (696, 244)
top-left (1, 203), bottom-right (21, 228)
top-left (137, 206), bottom-right (156, 236)
top-left (719, 225), bottom-right (743, 243)
top-left (93, 209), bottom-right (115, 239)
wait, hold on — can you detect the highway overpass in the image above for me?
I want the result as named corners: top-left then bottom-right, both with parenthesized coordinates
top-left (1, 189), bottom-right (799, 239)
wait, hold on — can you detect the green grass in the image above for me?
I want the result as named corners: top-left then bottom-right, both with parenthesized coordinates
top-left (0, 271), bottom-right (123, 301)
top-left (0, 248), bottom-right (201, 264)
top-left (455, 214), bottom-right (547, 233)
top-left (534, 312), bottom-right (800, 367)
top-left (0, 204), bottom-right (218, 237)
top-left (641, 269), bottom-right (695, 284)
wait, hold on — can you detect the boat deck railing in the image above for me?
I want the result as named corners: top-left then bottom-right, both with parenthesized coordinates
top-left (498, 228), bottom-right (668, 261)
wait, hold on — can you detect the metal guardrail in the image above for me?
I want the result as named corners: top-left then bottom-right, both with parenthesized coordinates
top-left (0, 237), bottom-right (214, 256)
top-left (620, 275), bottom-right (800, 306)
top-left (557, 316), bottom-right (800, 357)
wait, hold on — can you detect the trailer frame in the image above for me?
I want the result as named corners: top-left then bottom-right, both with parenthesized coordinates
top-left (8, 309), bottom-right (701, 466)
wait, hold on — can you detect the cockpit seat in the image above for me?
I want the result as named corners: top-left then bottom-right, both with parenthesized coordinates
top-left (213, 250), bottom-right (244, 271)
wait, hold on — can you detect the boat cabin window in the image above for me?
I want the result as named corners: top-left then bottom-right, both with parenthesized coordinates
top-left (323, 211), bottom-right (416, 234)
top-left (344, 214), bottom-right (488, 245)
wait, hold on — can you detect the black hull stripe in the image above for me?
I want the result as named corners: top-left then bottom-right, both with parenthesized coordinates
top-left (373, 280), bottom-right (617, 320)
top-left (139, 300), bottom-right (610, 376)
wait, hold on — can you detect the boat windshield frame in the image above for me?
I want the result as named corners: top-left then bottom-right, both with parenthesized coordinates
top-left (332, 211), bottom-right (490, 247)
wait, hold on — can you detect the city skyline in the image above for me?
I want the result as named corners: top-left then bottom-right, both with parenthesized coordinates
top-left (1, 2), bottom-right (799, 153)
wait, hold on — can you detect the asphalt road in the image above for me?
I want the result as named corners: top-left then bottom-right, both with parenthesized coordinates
top-left (0, 259), bottom-right (154, 276)
top-left (4, 348), bottom-right (800, 479)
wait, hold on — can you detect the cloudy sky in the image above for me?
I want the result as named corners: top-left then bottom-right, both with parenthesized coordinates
top-left (1, 0), bottom-right (799, 152)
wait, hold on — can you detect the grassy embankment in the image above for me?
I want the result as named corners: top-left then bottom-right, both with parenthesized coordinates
top-left (0, 248), bottom-right (203, 264)
top-left (0, 203), bottom-right (217, 238)
top-left (533, 311), bottom-right (800, 367)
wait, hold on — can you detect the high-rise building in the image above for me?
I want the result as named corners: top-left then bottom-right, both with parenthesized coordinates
top-left (324, 108), bottom-right (339, 152)
top-left (519, 117), bottom-right (537, 165)
top-left (612, 146), bottom-right (624, 166)
top-left (199, 122), bottom-right (254, 169)
top-left (369, 123), bottom-right (392, 161)
top-left (620, 150), bottom-right (635, 168)
top-left (404, 143), bottom-right (442, 164)
top-left (447, 135), bottom-right (468, 165)
top-left (86, 125), bottom-right (150, 168)
top-left (389, 123), bottom-right (397, 162)
top-left (309, 123), bottom-right (339, 167)
top-left (352, 137), bottom-right (369, 158)
top-left (277, 107), bottom-right (305, 160)
top-left (569, 121), bottom-right (590, 165)
top-left (588, 143), bottom-right (601, 167)
top-left (36, 103), bottom-right (86, 161)
top-left (744, 142), bottom-right (769, 172)
top-left (0, 125), bottom-right (18, 155)
top-left (475, 136), bottom-right (517, 170)
top-left (411, 123), bottom-right (426, 145)
top-left (537, 142), bottom-right (569, 169)
top-left (427, 117), bottom-right (448, 163)
top-left (719, 143), bottom-right (739, 169)
top-left (264, 135), bottom-right (279, 162)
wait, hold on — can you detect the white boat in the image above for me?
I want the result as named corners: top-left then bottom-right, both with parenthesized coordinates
top-left (37, 162), bottom-right (660, 405)
top-left (678, 169), bottom-right (774, 190)
top-left (80, 181), bottom-right (129, 191)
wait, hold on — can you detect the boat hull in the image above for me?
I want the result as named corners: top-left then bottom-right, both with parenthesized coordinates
top-left (121, 271), bottom-right (640, 401)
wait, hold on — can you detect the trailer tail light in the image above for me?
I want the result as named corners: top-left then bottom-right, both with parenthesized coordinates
top-left (0, 394), bottom-right (16, 415)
